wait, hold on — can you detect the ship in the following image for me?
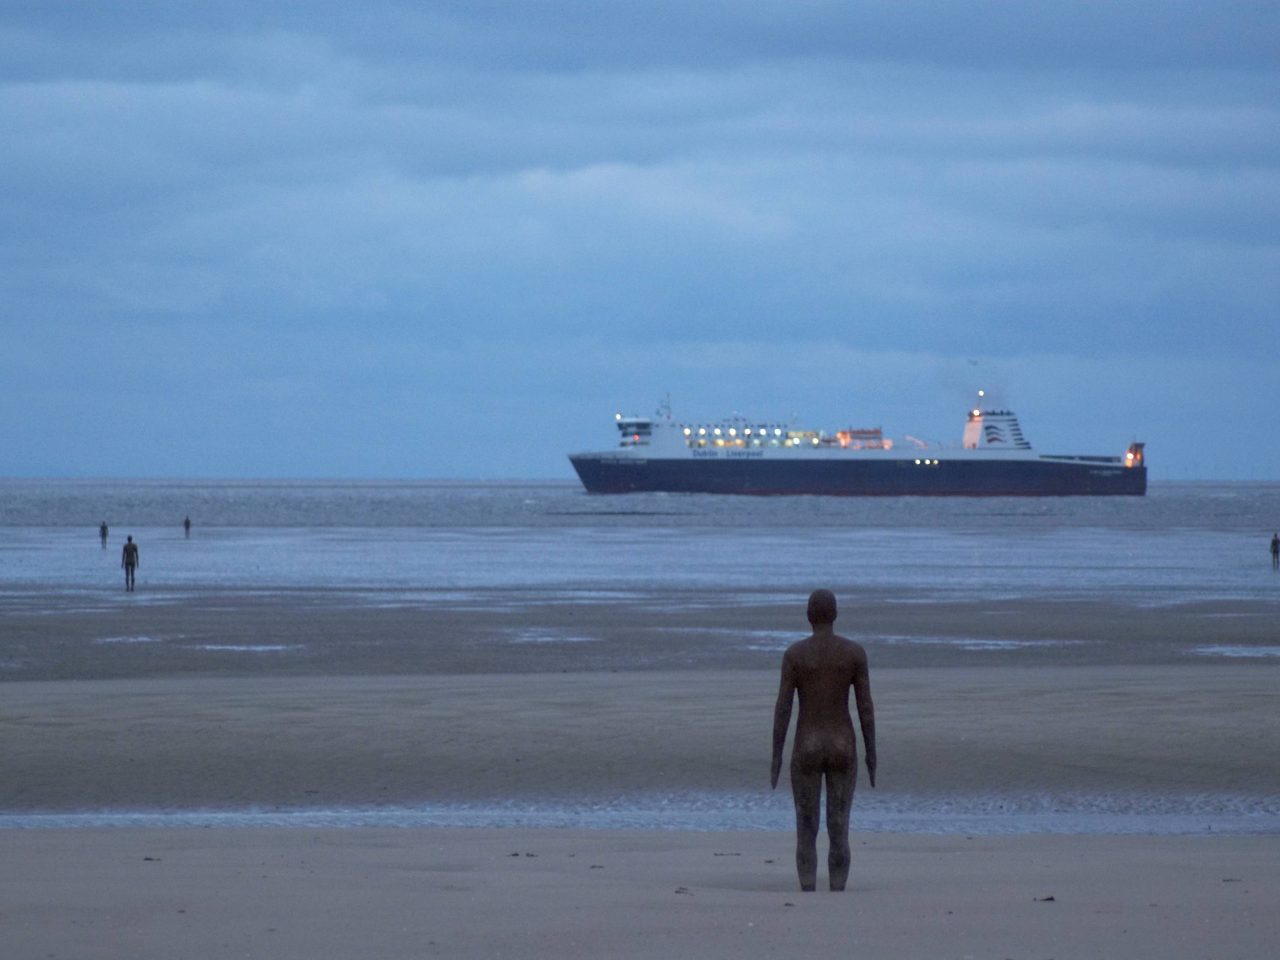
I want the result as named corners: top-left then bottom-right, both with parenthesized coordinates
top-left (569, 397), bottom-right (1146, 496)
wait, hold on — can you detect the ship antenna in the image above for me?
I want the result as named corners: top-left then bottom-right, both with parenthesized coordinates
top-left (657, 394), bottom-right (672, 420)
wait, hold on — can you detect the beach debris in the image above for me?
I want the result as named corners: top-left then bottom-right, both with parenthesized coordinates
top-left (590, 864), bottom-right (604, 869)
top-left (784, 902), bottom-right (795, 908)
top-left (1222, 878), bottom-right (1242, 883)
top-left (1035, 895), bottom-right (1056, 902)
top-left (143, 856), bottom-right (161, 862)
top-left (713, 852), bottom-right (740, 857)
top-left (674, 886), bottom-right (692, 895)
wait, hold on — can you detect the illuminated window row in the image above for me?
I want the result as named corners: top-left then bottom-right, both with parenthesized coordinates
top-left (682, 426), bottom-right (786, 438)
top-left (685, 436), bottom-right (825, 449)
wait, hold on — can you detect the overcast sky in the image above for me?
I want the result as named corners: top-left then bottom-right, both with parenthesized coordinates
top-left (3, 2), bottom-right (1277, 480)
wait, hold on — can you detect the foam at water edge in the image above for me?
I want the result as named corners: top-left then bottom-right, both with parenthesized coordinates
top-left (1188, 645), bottom-right (1280, 658)
top-left (3, 791), bottom-right (1276, 835)
top-left (189, 644), bottom-right (304, 653)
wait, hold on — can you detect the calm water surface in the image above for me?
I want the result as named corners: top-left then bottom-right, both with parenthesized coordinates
top-left (3, 480), bottom-right (1280, 602)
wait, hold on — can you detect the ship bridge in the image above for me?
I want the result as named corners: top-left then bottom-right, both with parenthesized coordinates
top-left (614, 414), bottom-right (653, 448)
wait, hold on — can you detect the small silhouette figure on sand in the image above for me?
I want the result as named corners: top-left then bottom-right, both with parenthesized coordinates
top-left (184, 516), bottom-right (191, 538)
top-left (771, 589), bottom-right (877, 892)
top-left (1271, 532), bottom-right (1279, 570)
top-left (99, 521), bottom-right (108, 548)
top-left (121, 536), bottom-right (139, 592)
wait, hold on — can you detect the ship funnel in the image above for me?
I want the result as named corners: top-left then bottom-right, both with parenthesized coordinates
top-left (963, 409), bottom-right (1032, 450)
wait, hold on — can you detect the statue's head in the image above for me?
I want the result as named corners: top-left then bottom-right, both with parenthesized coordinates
top-left (807, 589), bottom-right (837, 625)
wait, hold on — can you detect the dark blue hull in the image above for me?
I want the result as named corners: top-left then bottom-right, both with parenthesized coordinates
top-left (569, 455), bottom-right (1147, 496)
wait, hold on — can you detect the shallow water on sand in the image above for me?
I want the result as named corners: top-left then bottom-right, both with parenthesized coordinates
top-left (4, 480), bottom-right (1280, 604)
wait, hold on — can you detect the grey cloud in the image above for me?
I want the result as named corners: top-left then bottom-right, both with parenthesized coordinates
top-left (7, 3), bottom-right (1280, 79)
top-left (3, 2), bottom-right (1278, 477)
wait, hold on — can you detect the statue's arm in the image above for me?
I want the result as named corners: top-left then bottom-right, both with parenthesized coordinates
top-left (770, 656), bottom-right (796, 790)
top-left (853, 657), bottom-right (876, 788)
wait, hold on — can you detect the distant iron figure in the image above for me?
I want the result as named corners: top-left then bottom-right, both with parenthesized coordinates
top-left (184, 515), bottom-right (191, 538)
top-left (99, 521), bottom-right (108, 548)
top-left (1271, 532), bottom-right (1278, 570)
top-left (121, 536), bottom-right (139, 591)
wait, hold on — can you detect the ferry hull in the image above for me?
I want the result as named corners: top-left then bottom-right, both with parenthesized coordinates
top-left (569, 455), bottom-right (1147, 497)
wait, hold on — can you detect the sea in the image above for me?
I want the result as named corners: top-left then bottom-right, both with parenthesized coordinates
top-left (3, 477), bottom-right (1280, 604)
top-left (3, 478), bottom-right (1279, 835)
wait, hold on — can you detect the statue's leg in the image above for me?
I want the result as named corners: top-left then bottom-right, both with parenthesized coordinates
top-left (790, 765), bottom-right (821, 892)
top-left (825, 761), bottom-right (856, 891)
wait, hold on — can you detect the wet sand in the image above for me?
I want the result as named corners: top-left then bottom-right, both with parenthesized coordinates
top-left (4, 587), bottom-right (1279, 680)
top-left (3, 667), bottom-right (1279, 811)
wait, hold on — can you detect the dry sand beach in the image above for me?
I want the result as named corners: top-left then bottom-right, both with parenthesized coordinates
top-left (3, 591), bottom-right (1280, 958)
top-left (6, 829), bottom-right (1277, 960)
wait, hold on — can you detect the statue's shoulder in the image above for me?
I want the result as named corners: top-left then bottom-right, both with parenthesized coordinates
top-left (782, 635), bottom-right (810, 658)
top-left (834, 633), bottom-right (869, 660)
